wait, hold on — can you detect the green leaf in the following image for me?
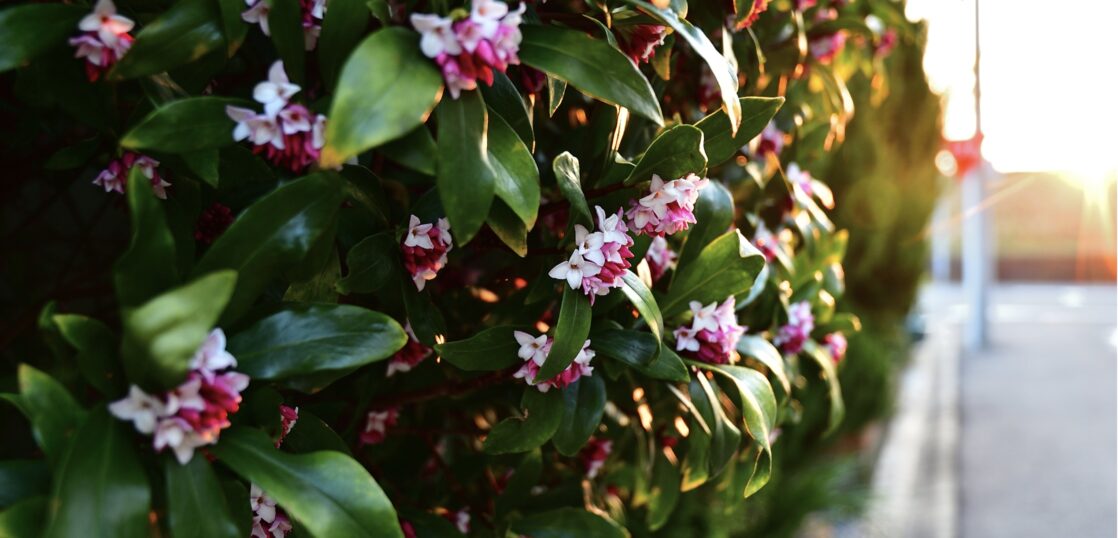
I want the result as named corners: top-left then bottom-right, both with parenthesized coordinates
top-left (379, 126), bottom-right (436, 175)
top-left (696, 96), bottom-right (784, 166)
top-left (336, 232), bottom-right (398, 294)
top-left (164, 456), bottom-right (240, 538)
top-left (625, 125), bottom-right (707, 185)
top-left (0, 496), bottom-right (46, 538)
top-left (219, 480), bottom-right (252, 536)
top-left (182, 149), bottom-right (220, 187)
top-left (535, 286), bottom-right (592, 382)
top-left (435, 326), bottom-right (524, 372)
top-left (0, 461), bottom-right (48, 509)
top-left (322, 27), bottom-right (444, 167)
top-left (52, 314), bottom-right (123, 396)
top-left (480, 71), bottom-right (534, 149)
top-left (495, 449), bottom-right (542, 518)
top-left (193, 172), bottom-right (345, 324)
top-left (707, 364), bottom-right (777, 497)
top-left (487, 106), bottom-right (541, 227)
top-left (229, 304), bottom-right (406, 381)
top-left (618, 271), bottom-right (664, 347)
top-left (318, 0), bottom-right (371, 89)
top-left (682, 373), bottom-right (740, 489)
top-left (44, 409), bottom-right (150, 538)
top-left (591, 329), bottom-right (658, 367)
top-left (280, 410), bottom-right (352, 455)
top-left (547, 76), bottom-right (566, 117)
top-left (624, 0), bottom-right (739, 132)
top-left (211, 427), bottom-right (404, 538)
top-left (805, 342), bottom-right (845, 436)
top-left (647, 452), bottom-right (681, 531)
top-left (267, 0), bottom-right (305, 83)
top-left (121, 270), bottom-right (237, 391)
top-left (121, 97), bottom-right (248, 153)
top-left (10, 365), bottom-right (85, 470)
top-left (401, 284), bottom-right (445, 346)
top-left (0, 4), bottom-right (86, 73)
top-left (510, 507), bottom-right (625, 538)
top-left (115, 167), bottom-right (179, 308)
top-left (736, 335), bottom-right (790, 400)
top-left (520, 25), bottom-right (662, 125)
top-left (487, 200), bottom-right (529, 257)
top-left (675, 181), bottom-right (733, 268)
top-left (643, 347), bottom-right (690, 382)
top-left (111, 0), bottom-right (225, 79)
top-left (217, 0), bottom-right (249, 56)
top-left (483, 390), bottom-right (563, 455)
top-left (552, 375), bottom-right (607, 456)
top-left (660, 231), bottom-right (764, 318)
top-left (44, 138), bottom-right (100, 171)
top-left (436, 91), bottom-right (496, 244)
top-left (552, 151), bottom-right (592, 226)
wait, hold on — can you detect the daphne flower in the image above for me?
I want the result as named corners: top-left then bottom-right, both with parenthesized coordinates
top-left (108, 386), bottom-right (168, 434)
top-left (626, 174), bottom-right (709, 237)
top-left (226, 64), bottom-right (327, 172)
top-left (78, 0), bottom-right (134, 49)
top-left (753, 121), bottom-right (785, 160)
top-left (645, 236), bottom-right (677, 282)
top-left (774, 301), bottom-right (814, 355)
top-left (824, 332), bottom-right (848, 363)
top-left (69, 0), bottom-right (134, 81)
top-left (786, 163), bottom-right (814, 197)
top-left (412, 2), bottom-right (524, 98)
top-left (617, 24), bottom-right (668, 64)
top-left (91, 152), bottom-right (171, 199)
top-left (241, 1), bottom-right (271, 35)
top-left (550, 206), bottom-right (634, 300)
top-left (737, 0), bottom-right (771, 29)
top-left (251, 484), bottom-right (292, 538)
top-left (411, 14), bottom-right (463, 57)
top-left (278, 104), bottom-right (314, 134)
top-left (386, 323), bottom-right (432, 376)
top-left (513, 334), bottom-right (595, 392)
top-left (514, 330), bottom-right (550, 365)
top-left (401, 215), bottom-right (453, 291)
top-left (445, 509), bottom-right (471, 534)
top-left (549, 251), bottom-right (600, 291)
top-left (153, 417), bottom-right (208, 465)
top-left (254, 61), bottom-right (301, 116)
top-left (579, 437), bottom-right (613, 478)
top-left (360, 408), bottom-right (398, 445)
top-left (673, 297), bottom-right (745, 365)
top-left (190, 329), bottom-right (237, 372)
top-left (250, 484), bottom-right (277, 524)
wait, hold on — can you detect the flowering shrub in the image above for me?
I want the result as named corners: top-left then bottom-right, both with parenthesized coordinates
top-left (0, 0), bottom-right (922, 536)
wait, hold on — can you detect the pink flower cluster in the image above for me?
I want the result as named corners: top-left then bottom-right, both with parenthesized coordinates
top-left (737, 0), bottom-right (771, 29)
top-left (549, 206), bottom-right (635, 300)
top-left (410, 0), bottom-right (525, 98)
top-left (226, 61), bottom-right (327, 173)
top-left (579, 437), bottom-right (613, 478)
top-left (774, 301), bottom-right (814, 355)
top-left (69, 0), bottom-right (134, 81)
top-left (194, 202), bottom-right (235, 245)
top-left (786, 162), bottom-right (814, 197)
top-left (673, 297), bottom-right (746, 365)
top-left (644, 236), bottom-right (677, 283)
top-left (92, 152), bottom-right (170, 199)
top-left (109, 329), bottom-right (249, 464)
top-left (274, 404), bottom-right (299, 448)
top-left (360, 407), bottom-right (398, 445)
top-left (751, 222), bottom-right (787, 263)
top-left (753, 121), bottom-right (785, 161)
top-left (402, 215), bottom-right (453, 291)
top-left (243, 0), bottom-right (327, 51)
top-left (824, 332), bottom-right (847, 363)
top-left (627, 174), bottom-right (709, 237)
top-left (251, 483), bottom-right (293, 538)
top-left (618, 24), bottom-right (668, 64)
top-left (512, 331), bottom-right (595, 393)
top-left (387, 323), bottom-right (433, 376)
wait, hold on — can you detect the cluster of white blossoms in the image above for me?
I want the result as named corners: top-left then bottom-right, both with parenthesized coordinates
top-left (512, 331), bottom-right (595, 393)
top-left (243, 0), bottom-right (327, 51)
top-left (411, 0), bottom-right (525, 98)
top-left (401, 215), bottom-right (454, 291)
top-left (549, 206), bottom-right (635, 300)
top-left (69, 0), bottom-right (134, 81)
top-left (226, 61), bottom-right (327, 173)
top-left (626, 174), bottom-right (709, 237)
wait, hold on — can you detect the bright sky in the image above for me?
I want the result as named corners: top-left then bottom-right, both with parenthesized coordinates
top-left (906, 0), bottom-right (1118, 178)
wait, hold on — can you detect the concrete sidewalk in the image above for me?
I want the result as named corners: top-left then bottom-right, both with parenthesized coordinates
top-left (862, 283), bottom-right (1116, 538)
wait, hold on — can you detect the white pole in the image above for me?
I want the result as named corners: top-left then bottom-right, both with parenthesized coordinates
top-left (963, 0), bottom-right (989, 351)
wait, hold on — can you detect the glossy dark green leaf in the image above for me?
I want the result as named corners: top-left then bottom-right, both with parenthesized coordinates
top-left (552, 151), bottom-right (592, 226)
top-left (280, 410), bottom-right (351, 455)
top-left (696, 96), bottom-right (784, 166)
top-left (401, 284), bottom-right (445, 346)
top-left (211, 427), bottom-right (404, 538)
top-left (736, 335), bottom-right (789, 399)
top-left (0, 496), bottom-right (47, 538)
top-left (437, 91), bottom-right (496, 244)
top-left (625, 125), bottom-right (707, 185)
top-left (535, 286), bottom-right (592, 382)
top-left (164, 455), bottom-right (239, 538)
top-left (707, 364), bottom-right (777, 497)
top-left (552, 375), bottom-right (607, 456)
top-left (121, 97), bottom-right (248, 153)
top-left (322, 28), bottom-right (444, 167)
top-left (591, 329), bottom-right (658, 367)
top-left (510, 507), bottom-right (625, 538)
top-left (10, 365), bottom-right (85, 470)
top-left (495, 449), bottom-right (541, 517)
top-left (336, 232), bottom-right (397, 294)
top-left (642, 347), bottom-right (690, 382)
top-left (660, 230), bottom-right (765, 318)
top-left (805, 342), bottom-right (846, 436)
top-left (121, 270), bottom-right (237, 391)
top-left (52, 314), bottom-right (123, 396)
top-left (219, 480), bottom-right (252, 537)
top-left (229, 303), bottom-right (406, 381)
top-left (115, 167), bottom-right (179, 308)
top-left (483, 389), bottom-right (563, 455)
top-left (435, 325), bottom-right (524, 372)
top-left (547, 76), bottom-right (566, 117)
top-left (480, 71), bottom-right (534, 148)
top-left (647, 452), bottom-right (681, 531)
top-left (379, 126), bottom-right (436, 175)
top-left (0, 4), bottom-right (85, 73)
top-left (44, 409), bottom-right (150, 538)
top-left (0, 461), bottom-right (48, 510)
top-left (43, 138), bottom-right (100, 171)
top-left (682, 373), bottom-right (740, 487)
top-left (318, 0), bottom-right (370, 89)
top-left (618, 271), bottom-right (664, 346)
top-left (267, 0), bottom-right (306, 83)
top-left (487, 107), bottom-right (540, 227)
top-left (676, 181), bottom-right (733, 268)
top-left (624, 0), bottom-right (739, 131)
top-left (520, 25), bottom-right (662, 125)
top-left (217, 0), bottom-right (249, 56)
top-left (488, 200), bottom-right (529, 257)
top-left (111, 0), bottom-right (225, 79)
top-left (193, 173), bottom-right (345, 323)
